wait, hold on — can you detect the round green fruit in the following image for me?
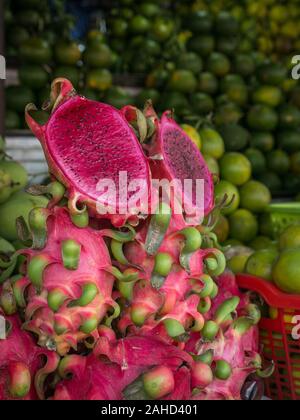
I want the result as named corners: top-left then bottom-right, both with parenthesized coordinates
top-left (273, 249), bottom-right (300, 294)
top-left (168, 70), bottom-right (197, 94)
top-left (18, 65), bottom-right (49, 90)
top-left (0, 161), bottom-right (28, 195)
top-left (246, 249), bottom-right (279, 281)
top-left (55, 42), bottom-right (81, 66)
top-left (240, 180), bottom-right (271, 213)
top-left (20, 37), bottom-right (52, 64)
top-left (229, 209), bottom-right (259, 243)
top-left (0, 192), bottom-right (49, 242)
top-left (247, 105), bottom-right (278, 131)
top-left (244, 148), bottom-right (267, 176)
top-left (219, 124), bottom-right (250, 152)
top-left (199, 127), bottom-right (225, 159)
top-left (220, 153), bottom-right (252, 186)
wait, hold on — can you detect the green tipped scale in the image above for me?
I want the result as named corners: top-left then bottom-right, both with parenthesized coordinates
top-left (145, 202), bottom-right (172, 256)
top-left (61, 239), bottom-right (81, 270)
top-left (28, 255), bottom-right (52, 291)
top-left (178, 227), bottom-right (202, 273)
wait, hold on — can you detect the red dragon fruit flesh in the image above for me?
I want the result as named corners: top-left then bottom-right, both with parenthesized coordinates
top-left (122, 104), bottom-right (215, 223)
top-left (25, 78), bottom-right (151, 227)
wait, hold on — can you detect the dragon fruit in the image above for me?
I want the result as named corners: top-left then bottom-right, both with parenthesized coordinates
top-left (115, 208), bottom-right (226, 341)
top-left (25, 78), bottom-right (151, 227)
top-left (0, 79), bottom-right (266, 400)
top-left (10, 207), bottom-right (116, 356)
top-left (0, 311), bottom-right (59, 400)
top-left (122, 103), bottom-right (214, 223)
top-left (187, 272), bottom-right (265, 400)
top-left (53, 335), bottom-right (193, 400)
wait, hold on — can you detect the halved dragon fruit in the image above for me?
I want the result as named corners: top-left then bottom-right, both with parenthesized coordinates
top-left (25, 78), bottom-right (151, 227)
top-left (121, 103), bottom-right (215, 223)
top-left (148, 111), bottom-right (214, 220)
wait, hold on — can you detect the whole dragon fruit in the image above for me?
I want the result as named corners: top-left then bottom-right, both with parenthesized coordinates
top-left (10, 207), bottom-right (116, 356)
top-left (0, 311), bottom-right (59, 400)
top-left (188, 272), bottom-right (265, 400)
top-left (53, 335), bottom-right (193, 400)
top-left (0, 79), bottom-right (266, 400)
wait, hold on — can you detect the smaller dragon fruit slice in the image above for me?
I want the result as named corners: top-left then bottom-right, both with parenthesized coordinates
top-left (0, 312), bottom-right (59, 400)
top-left (147, 110), bottom-right (214, 222)
top-left (25, 78), bottom-right (151, 227)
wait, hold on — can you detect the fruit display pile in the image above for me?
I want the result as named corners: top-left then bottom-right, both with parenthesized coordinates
top-left (244, 224), bottom-right (300, 295)
top-left (0, 79), bottom-right (268, 401)
top-left (206, 0), bottom-right (300, 58)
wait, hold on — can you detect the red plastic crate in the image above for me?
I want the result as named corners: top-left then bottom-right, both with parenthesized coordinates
top-left (237, 274), bottom-right (300, 401)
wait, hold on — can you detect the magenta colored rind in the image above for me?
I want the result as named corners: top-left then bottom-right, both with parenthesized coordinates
top-left (149, 111), bottom-right (214, 217)
top-left (54, 335), bottom-right (193, 400)
top-left (0, 312), bottom-right (59, 400)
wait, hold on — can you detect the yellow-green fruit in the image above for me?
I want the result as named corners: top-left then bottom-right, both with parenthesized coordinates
top-left (279, 225), bottom-right (300, 250)
top-left (246, 249), bottom-right (279, 281)
top-left (240, 181), bottom-right (271, 213)
top-left (228, 254), bottom-right (250, 274)
top-left (0, 170), bottom-right (12, 204)
top-left (86, 69), bottom-right (113, 92)
top-left (252, 85), bottom-right (283, 108)
top-left (0, 192), bottom-right (49, 241)
top-left (168, 70), bottom-right (197, 94)
top-left (229, 209), bottom-right (258, 243)
top-left (249, 236), bottom-right (278, 251)
top-left (273, 249), bottom-right (300, 294)
top-left (0, 161), bottom-right (28, 194)
top-left (199, 127), bottom-right (225, 159)
top-left (220, 153), bottom-right (252, 186)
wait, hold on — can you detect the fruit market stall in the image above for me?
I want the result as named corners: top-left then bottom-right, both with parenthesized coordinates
top-left (1, 0), bottom-right (300, 402)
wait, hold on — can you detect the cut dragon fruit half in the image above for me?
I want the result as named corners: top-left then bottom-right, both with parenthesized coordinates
top-left (25, 78), bottom-right (151, 227)
top-left (147, 111), bottom-right (214, 221)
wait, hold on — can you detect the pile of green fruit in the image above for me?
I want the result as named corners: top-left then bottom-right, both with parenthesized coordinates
top-left (136, 5), bottom-right (300, 198)
top-left (243, 223), bottom-right (300, 296)
top-left (198, 0), bottom-right (300, 59)
top-left (5, 0), bottom-right (141, 129)
top-left (5, 0), bottom-right (82, 129)
top-left (106, 0), bottom-right (178, 74)
top-left (0, 137), bottom-right (49, 287)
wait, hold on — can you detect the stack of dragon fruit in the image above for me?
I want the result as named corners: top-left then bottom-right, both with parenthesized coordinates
top-left (0, 79), bottom-right (266, 401)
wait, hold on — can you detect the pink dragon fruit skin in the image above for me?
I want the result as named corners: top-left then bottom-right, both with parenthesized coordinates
top-left (53, 335), bottom-right (193, 400)
top-left (14, 207), bottom-right (116, 356)
top-left (115, 205), bottom-right (227, 343)
top-left (188, 272), bottom-right (261, 401)
top-left (25, 78), bottom-right (151, 227)
top-left (0, 312), bottom-right (59, 400)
